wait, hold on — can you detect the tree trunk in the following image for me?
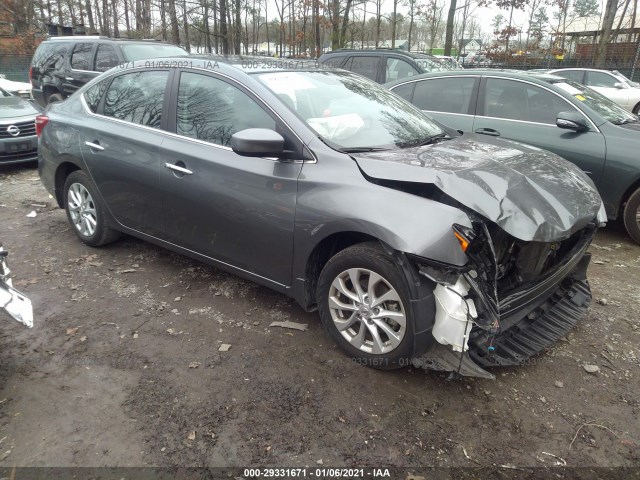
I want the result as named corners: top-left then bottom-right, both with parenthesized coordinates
top-left (314, 0), bottom-right (320, 56)
top-left (183, 0), bottom-right (191, 51)
top-left (219, 0), bottom-right (230, 54)
top-left (203, 0), bottom-right (211, 52)
top-left (111, 0), bottom-right (119, 36)
top-left (214, 0), bottom-right (219, 53)
top-left (444, 0), bottom-right (456, 55)
top-left (168, 0), bottom-right (180, 44)
top-left (234, 0), bottom-right (241, 53)
top-left (408, 5), bottom-right (414, 51)
top-left (160, 0), bottom-right (167, 39)
top-left (339, 0), bottom-right (353, 48)
top-left (102, 0), bottom-right (110, 34)
top-left (596, 0), bottom-right (618, 67)
top-left (94, 0), bottom-right (103, 33)
top-left (85, 0), bottom-right (95, 30)
top-left (135, 0), bottom-right (141, 30)
top-left (391, 0), bottom-right (397, 47)
top-left (123, 0), bottom-right (131, 34)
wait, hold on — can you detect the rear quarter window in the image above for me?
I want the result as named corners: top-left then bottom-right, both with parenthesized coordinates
top-left (32, 42), bottom-right (68, 69)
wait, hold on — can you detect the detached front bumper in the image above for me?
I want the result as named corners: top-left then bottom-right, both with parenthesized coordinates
top-left (0, 246), bottom-right (33, 328)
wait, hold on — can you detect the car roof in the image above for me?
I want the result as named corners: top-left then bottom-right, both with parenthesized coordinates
top-left (43, 36), bottom-right (176, 45)
top-left (383, 68), bottom-right (568, 88)
top-left (321, 49), bottom-right (437, 59)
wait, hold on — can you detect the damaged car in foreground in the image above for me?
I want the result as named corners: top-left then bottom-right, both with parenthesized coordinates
top-left (37, 60), bottom-right (606, 378)
top-left (1, 243), bottom-right (34, 329)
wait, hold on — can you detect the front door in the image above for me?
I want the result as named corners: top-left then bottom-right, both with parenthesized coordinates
top-left (159, 70), bottom-right (302, 285)
top-left (473, 76), bottom-right (607, 186)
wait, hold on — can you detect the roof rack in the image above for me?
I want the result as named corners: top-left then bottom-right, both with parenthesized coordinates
top-left (47, 35), bottom-right (168, 42)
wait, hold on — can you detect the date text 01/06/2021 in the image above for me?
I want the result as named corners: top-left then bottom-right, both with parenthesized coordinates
top-left (243, 467), bottom-right (392, 478)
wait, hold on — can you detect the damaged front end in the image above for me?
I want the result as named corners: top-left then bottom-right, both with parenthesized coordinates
top-left (415, 218), bottom-right (597, 380)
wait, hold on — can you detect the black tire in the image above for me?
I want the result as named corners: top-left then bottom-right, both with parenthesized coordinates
top-left (633, 102), bottom-right (640, 115)
top-left (623, 187), bottom-right (640, 245)
top-left (63, 170), bottom-right (120, 247)
top-left (317, 242), bottom-right (415, 370)
top-left (47, 92), bottom-right (64, 104)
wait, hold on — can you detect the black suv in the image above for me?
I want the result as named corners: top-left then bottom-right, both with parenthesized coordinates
top-left (30, 36), bottom-right (188, 106)
top-left (317, 49), bottom-right (448, 84)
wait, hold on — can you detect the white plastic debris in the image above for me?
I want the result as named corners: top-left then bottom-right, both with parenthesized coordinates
top-left (26, 211), bottom-right (37, 218)
top-left (269, 320), bottom-right (308, 332)
top-left (432, 276), bottom-right (477, 352)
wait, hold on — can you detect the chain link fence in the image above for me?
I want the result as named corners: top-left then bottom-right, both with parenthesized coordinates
top-left (0, 55), bottom-right (33, 82)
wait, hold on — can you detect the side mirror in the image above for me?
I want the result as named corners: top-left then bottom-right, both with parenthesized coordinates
top-left (230, 128), bottom-right (285, 157)
top-left (613, 82), bottom-right (625, 89)
top-left (556, 111), bottom-right (589, 132)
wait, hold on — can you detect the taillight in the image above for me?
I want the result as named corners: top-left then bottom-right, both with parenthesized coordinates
top-left (35, 115), bottom-right (48, 137)
top-left (29, 66), bottom-right (33, 82)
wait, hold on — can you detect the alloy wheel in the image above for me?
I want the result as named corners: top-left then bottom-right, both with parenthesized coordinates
top-left (67, 182), bottom-right (97, 238)
top-left (328, 268), bottom-right (406, 354)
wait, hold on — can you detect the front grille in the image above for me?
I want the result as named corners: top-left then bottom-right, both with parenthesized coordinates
top-left (0, 149), bottom-right (38, 162)
top-left (0, 120), bottom-right (36, 139)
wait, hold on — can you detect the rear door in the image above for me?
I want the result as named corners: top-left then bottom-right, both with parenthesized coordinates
top-left (158, 70), bottom-right (302, 285)
top-left (94, 43), bottom-right (122, 72)
top-left (473, 76), bottom-right (607, 185)
top-left (79, 69), bottom-right (170, 237)
top-left (63, 42), bottom-right (98, 96)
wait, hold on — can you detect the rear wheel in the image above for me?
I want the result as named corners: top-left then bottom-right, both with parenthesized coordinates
top-left (63, 171), bottom-right (120, 247)
top-left (633, 102), bottom-right (640, 115)
top-left (317, 243), bottom-right (415, 370)
top-left (623, 187), bottom-right (640, 245)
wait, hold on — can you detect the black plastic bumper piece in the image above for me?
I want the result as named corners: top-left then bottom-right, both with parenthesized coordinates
top-left (468, 253), bottom-right (592, 367)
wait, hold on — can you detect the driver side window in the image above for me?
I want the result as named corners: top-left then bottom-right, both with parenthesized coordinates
top-left (176, 72), bottom-right (276, 147)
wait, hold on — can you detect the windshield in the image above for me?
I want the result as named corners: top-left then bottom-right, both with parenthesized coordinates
top-left (120, 43), bottom-right (189, 61)
top-left (612, 71), bottom-right (640, 87)
top-left (256, 70), bottom-right (444, 150)
top-left (0, 87), bottom-right (10, 97)
top-left (554, 80), bottom-right (638, 124)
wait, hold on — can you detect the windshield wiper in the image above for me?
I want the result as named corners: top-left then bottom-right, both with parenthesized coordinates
top-left (405, 132), bottom-right (450, 148)
top-left (338, 146), bottom-right (391, 153)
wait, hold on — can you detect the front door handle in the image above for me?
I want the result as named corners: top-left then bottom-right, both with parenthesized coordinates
top-left (475, 128), bottom-right (501, 137)
top-left (85, 141), bottom-right (104, 151)
top-left (164, 162), bottom-right (193, 175)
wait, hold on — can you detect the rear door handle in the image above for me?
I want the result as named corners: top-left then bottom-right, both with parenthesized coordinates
top-left (84, 141), bottom-right (104, 151)
top-left (164, 162), bottom-right (193, 175)
top-left (475, 128), bottom-right (501, 137)
top-left (65, 77), bottom-right (74, 81)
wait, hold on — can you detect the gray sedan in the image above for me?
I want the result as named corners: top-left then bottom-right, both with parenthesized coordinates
top-left (386, 69), bottom-right (640, 244)
top-left (37, 59), bottom-right (605, 377)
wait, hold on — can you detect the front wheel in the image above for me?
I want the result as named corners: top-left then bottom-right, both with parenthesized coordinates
top-left (63, 170), bottom-right (120, 247)
top-left (623, 187), bottom-right (640, 245)
top-left (317, 243), bottom-right (415, 370)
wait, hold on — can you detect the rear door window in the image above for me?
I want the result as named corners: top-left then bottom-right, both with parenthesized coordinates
top-left (95, 44), bottom-right (120, 72)
top-left (554, 70), bottom-right (585, 84)
top-left (71, 43), bottom-right (94, 70)
top-left (344, 56), bottom-right (379, 81)
top-left (384, 58), bottom-right (419, 83)
top-left (586, 71), bottom-right (618, 88)
top-left (103, 70), bottom-right (169, 128)
top-left (413, 77), bottom-right (476, 114)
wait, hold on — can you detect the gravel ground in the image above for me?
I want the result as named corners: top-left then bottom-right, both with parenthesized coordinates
top-left (0, 165), bottom-right (639, 469)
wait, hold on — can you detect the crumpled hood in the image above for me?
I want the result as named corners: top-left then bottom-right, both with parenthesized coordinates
top-left (352, 134), bottom-right (601, 242)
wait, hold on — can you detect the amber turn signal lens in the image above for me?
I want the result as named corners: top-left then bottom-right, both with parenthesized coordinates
top-left (453, 230), bottom-right (470, 252)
